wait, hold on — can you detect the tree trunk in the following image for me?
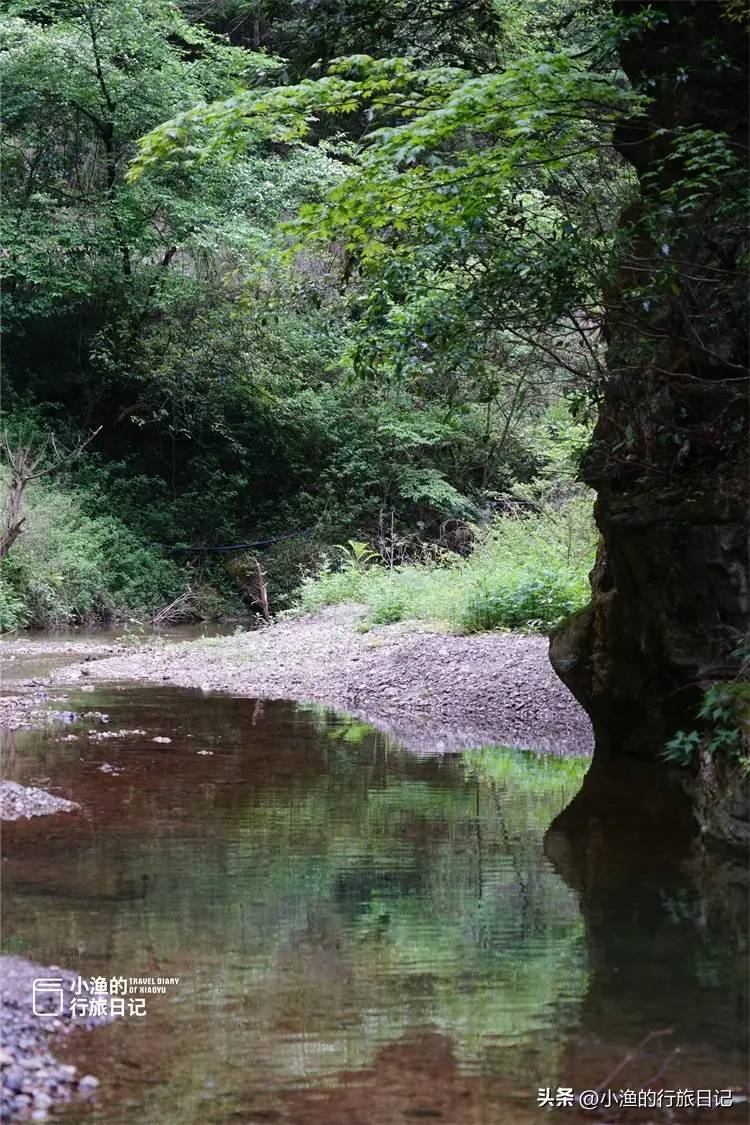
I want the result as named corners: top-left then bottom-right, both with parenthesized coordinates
top-left (0, 453), bottom-right (31, 560)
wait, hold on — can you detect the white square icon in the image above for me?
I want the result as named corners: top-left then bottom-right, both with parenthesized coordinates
top-left (32, 977), bottom-right (65, 1017)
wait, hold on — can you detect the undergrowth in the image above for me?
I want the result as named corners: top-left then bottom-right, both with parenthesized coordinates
top-left (662, 680), bottom-right (750, 772)
top-left (296, 496), bottom-right (595, 634)
top-left (0, 472), bottom-right (237, 631)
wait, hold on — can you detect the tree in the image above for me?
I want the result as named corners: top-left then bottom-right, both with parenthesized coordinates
top-left (0, 427), bottom-right (101, 559)
top-left (183, 0), bottom-right (510, 73)
top-left (128, 19), bottom-right (630, 474)
top-left (129, 0), bottom-right (748, 802)
top-left (1, 0), bottom-right (348, 546)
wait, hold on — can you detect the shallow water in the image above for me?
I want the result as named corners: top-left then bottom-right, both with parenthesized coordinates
top-left (0, 624), bottom-right (240, 691)
top-left (1, 687), bottom-right (747, 1123)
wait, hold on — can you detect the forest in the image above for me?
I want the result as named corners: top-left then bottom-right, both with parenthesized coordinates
top-left (0, 2), bottom-right (747, 1120)
top-left (3, 0), bottom-right (747, 762)
top-left (1, 0), bottom-right (625, 635)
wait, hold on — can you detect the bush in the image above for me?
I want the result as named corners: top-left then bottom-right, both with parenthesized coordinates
top-left (662, 681), bottom-right (750, 769)
top-left (0, 471), bottom-right (223, 629)
top-left (460, 568), bottom-right (588, 633)
top-left (369, 596), bottom-right (406, 625)
top-left (296, 495), bottom-right (595, 635)
top-left (0, 573), bottom-right (29, 632)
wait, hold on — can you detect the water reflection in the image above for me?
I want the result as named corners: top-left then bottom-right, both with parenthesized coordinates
top-left (546, 751), bottom-right (748, 1114)
top-left (1, 689), bottom-right (747, 1123)
top-left (0, 624), bottom-right (240, 692)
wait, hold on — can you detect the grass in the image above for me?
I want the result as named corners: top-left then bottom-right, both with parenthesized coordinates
top-left (296, 495), bottom-right (595, 634)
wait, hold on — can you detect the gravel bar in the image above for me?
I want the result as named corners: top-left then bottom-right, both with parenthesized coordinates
top-left (51, 604), bottom-right (593, 756)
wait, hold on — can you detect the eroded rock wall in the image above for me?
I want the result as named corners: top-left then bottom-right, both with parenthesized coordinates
top-left (551, 2), bottom-right (748, 821)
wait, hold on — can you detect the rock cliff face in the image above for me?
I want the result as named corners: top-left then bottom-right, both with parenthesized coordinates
top-left (550, 1), bottom-right (748, 837)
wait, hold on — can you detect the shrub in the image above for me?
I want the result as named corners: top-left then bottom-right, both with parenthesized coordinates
top-left (297, 494), bottom-right (595, 634)
top-left (0, 572), bottom-right (29, 632)
top-left (460, 568), bottom-right (589, 633)
top-left (662, 681), bottom-right (750, 769)
top-left (0, 471), bottom-right (222, 628)
top-left (369, 596), bottom-right (406, 625)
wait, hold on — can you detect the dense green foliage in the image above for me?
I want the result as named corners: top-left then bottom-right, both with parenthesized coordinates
top-left (5, 0), bottom-right (739, 641)
top-left (1, 0), bottom-right (614, 628)
top-left (663, 681), bottom-right (750, 771)
top-left (298, 494), bottom-right (594, 633)
top-left (0, 467), bottom-right (248, 629)
top-left (0, 471), bottom-right (184, 629)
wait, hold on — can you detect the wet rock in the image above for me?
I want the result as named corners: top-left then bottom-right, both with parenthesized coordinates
top-left (687, 750), bottom-right (750, 849)
top-left (0, 782), bottom-right (78, 822)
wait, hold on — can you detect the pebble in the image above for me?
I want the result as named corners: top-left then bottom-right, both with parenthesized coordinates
top-left (0, 782), bottom-right (78, 822)
top-left (0, 956), bottom-right (115, 1122)
top-left (87, 728), bottom-right (146, 740)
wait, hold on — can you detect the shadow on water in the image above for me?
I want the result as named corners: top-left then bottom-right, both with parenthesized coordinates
top-left (545, 751), bottom-right (748, 1118)
top-left (1, 687), bottom-right (747, 1123)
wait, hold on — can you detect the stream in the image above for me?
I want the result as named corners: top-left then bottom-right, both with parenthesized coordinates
top-left (1, 681), bottom-right (747, 1123)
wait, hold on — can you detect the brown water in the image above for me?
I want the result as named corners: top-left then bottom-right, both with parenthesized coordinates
top-left (1, 687), bottom-right (747, 1124)
top-left (0, 625), bottom-right (240, 691)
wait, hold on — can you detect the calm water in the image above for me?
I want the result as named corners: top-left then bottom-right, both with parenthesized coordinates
top-left (0, 625), bottom-right (240, 691)
top-left (1, 687), bottom-right (747, 1124)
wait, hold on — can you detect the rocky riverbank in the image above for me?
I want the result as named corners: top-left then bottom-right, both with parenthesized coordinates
top-left (0, 957), bottom-right (110, 1122)
top-left (0, 608), bottom-right (592, 827)
top-left (48, 604), bottom-right (593, 756)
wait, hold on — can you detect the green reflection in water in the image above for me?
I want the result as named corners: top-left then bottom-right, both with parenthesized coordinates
top-left (3, 689), bottom-right (591, 1122)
